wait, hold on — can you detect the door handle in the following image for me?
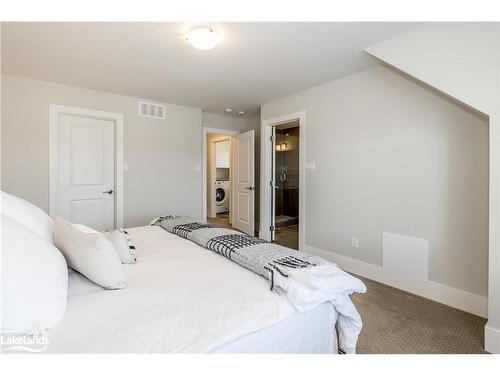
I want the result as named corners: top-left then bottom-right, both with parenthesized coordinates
top-left (103, 190), bottom-right (114, 195)
top-left (245, 187), bottom-right (255, 191)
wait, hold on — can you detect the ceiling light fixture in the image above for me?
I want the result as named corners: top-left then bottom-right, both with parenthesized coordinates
top-left (224, 108), bottom-right (233, 114)
top-left (186, 26), bottom-right (221, 51)
top-left (237, 111), bottom-right (246, 116)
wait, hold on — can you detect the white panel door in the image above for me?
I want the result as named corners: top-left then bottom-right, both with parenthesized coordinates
top-left (233, 130), bottom-right (255, 235)
top-left (57, 114), bottom-right (115, 231)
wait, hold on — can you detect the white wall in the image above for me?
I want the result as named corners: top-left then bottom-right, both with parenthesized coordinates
top-left (1, 74), bottom-right (202, 227)
top-left (366, 22), bottom-right (500, 353)
top-left (485, 32), bottom-right (500, 352)
top-left (202, 112), bottom-right (247, 132)
top-left (487, 92), bottom-right (500, 352)
top-left (365, 22), bottom-right (499, 115)
top-left (261, 65), bottom-right (489, 307)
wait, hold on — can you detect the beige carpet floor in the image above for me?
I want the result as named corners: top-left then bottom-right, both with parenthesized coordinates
top-left (204, 217), bottom-right (486, 353)
top-left (351, 275), bottom-right (488, 354)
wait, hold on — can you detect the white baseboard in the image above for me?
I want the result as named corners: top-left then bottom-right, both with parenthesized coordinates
top-left (485, 324), bottom-right (500, 353)
top-left (303, 244), bottom-right (488, 318)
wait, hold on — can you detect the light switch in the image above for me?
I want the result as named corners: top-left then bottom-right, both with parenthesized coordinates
top-left (305, 162), bottom-right (316, 171)
top-left (351, 237), bottom-right (359, 248)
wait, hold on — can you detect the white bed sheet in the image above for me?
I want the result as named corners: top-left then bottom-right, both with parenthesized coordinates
top-left (44, 226), bottom-right (338, 353)
top-left (211, 302), bottom-right (338, 353)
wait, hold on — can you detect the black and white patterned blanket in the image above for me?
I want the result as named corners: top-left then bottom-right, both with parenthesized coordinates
top-left (151, 215), bottom-right (366, 354)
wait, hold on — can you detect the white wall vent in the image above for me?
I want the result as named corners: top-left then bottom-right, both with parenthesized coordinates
top-left (139, 101), bottom-right (166, 120)
top-left (383, 232), bottom-right (429, 281)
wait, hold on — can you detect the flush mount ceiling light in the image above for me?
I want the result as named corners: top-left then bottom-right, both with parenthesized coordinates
top-left (186, 26), bottom-right (221, 51)
top-left (224, 108), bottom-right (233, 114)
top-left (237, 111), bottom-right (246, 116)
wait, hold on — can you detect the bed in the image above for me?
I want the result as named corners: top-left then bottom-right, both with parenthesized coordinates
top-left (44, 225), bottom-right (339, 353)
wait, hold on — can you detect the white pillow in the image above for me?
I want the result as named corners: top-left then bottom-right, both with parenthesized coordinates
top-left (105, 229), bottom-right (137, 264)
top-left (1, 214), bottom-right (68, 334)
top-left (53, 218), bottom-right (127, 290)
top-left (0, 190), bottom-right (54, 243)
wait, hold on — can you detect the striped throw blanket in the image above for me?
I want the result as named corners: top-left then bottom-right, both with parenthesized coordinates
top-left (151, 215), bottom-right (366, 354)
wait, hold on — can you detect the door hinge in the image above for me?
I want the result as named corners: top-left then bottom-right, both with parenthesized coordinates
top-left (270, 135), bottom-right (274, 142)
top-left (270, 225), bottom-right (275, 232)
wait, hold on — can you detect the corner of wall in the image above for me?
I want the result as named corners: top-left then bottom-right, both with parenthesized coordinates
top-left (485, 324), bottom-right (500, 353)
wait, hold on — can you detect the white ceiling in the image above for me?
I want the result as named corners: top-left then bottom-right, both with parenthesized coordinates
top-left (1, 22), bottom-right (419, 116)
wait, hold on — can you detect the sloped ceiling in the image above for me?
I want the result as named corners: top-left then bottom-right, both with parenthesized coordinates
top-left (365, 22), bottom-right (499, 116)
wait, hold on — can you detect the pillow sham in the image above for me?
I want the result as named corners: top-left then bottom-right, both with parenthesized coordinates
top-left (1, 214), bottom-right (68, 334)
top-left (105, 228), bottom-right (137, 264)
top-left (0, 190), bottom-right (54, 243)
top-left (53, 218), bottom-right (127, 290)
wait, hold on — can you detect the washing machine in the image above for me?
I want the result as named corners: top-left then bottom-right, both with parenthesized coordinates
top-left (215, 180), bottom-right (230, 213)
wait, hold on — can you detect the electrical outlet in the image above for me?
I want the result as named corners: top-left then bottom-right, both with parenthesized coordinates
top-left (351, 237), bottom-right (359, 248)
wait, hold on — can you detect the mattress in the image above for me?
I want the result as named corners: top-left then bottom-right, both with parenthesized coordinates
top-left (44, 225), bottom-right (338, 353)
top-left (212, 302), bottom-right (338, 353)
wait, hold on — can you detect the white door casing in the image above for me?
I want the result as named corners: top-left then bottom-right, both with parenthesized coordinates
top-left (233, 130), bottom-right (255, 235)
top-left (49, 105), bottom-right (124, 230)
top-left (271, 126), bottom-right (277, 241)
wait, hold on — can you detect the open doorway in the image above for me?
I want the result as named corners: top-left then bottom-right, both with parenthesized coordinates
top-left (260, 111), bottom-right (305, 249)
top-left (202, 127), bottom-right (256, 235)
top-left (272, 121), bottom-right (300, 249)
top-left (207, 134), bottom-right (233, 229)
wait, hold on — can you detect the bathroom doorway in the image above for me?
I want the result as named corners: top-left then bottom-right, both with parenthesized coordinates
top-left (272, 120), bottom-right (299, 249)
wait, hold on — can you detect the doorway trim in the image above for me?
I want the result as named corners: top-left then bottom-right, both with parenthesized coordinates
top-left (48, 105), bottom-right (124, 228)
top-left (260, 111), bottom-right (306, 250)
top-left (201, 127), bottom-right (240, 221)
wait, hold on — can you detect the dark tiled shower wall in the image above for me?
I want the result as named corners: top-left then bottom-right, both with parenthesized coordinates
top-left (282, 189), bottom-right (299, 217)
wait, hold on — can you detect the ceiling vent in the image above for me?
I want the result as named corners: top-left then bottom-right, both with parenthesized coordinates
top-left (139, 101), bottom-right (166, 120)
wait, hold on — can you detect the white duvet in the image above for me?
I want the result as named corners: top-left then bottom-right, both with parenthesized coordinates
top-left (46, 226), bottom-right (296, 353)
top-left (46, 226), bottom-right (363, 353)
